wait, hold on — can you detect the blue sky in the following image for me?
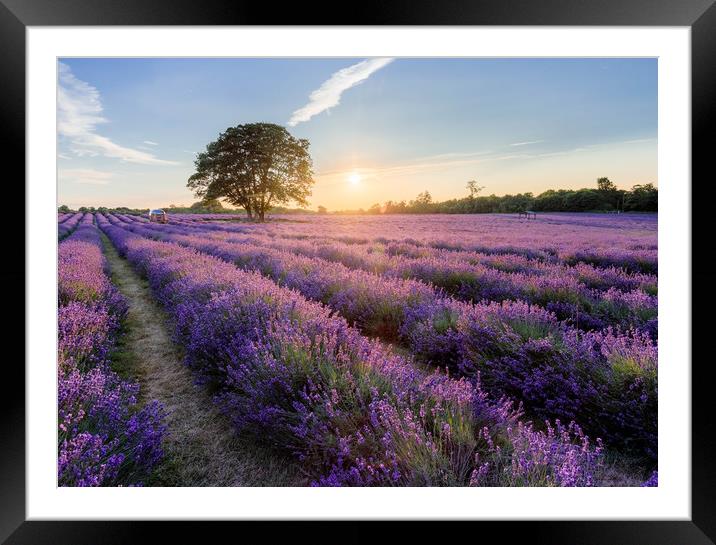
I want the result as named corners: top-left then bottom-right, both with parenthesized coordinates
top-left (58, 57), bottom-right (657, 210)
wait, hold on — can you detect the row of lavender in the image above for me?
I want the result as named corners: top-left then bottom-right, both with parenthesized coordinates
top-left (134, 216), bottom-right (657, 337)
top-left (58, 212), bottom-right (85, 240)
top-left (108, 214), bottom-right (657, 461)
top-left (58, 214), bottom-right (165, 486)
top-left (98, 213), bottom-right (611, 486)
top-left (159, 215), bottom-right (657, 296)
top-left (164, 213), bottom-right (658, 274)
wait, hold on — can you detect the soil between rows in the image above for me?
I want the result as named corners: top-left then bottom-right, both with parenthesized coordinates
top-left (101, 233), bottom-right (305, 486)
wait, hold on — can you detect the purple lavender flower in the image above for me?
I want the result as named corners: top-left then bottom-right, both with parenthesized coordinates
top-left (58, 217), bottom-right (165, 486)
top-left (642, 470), bottom-right (658, 487)
top-left (97, 215), bottom-right (613, 486)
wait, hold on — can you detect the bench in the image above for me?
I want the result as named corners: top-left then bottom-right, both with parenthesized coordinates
top-left (518, 210), bottom-right (537, 220)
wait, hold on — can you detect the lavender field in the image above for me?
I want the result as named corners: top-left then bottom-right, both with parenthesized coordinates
top-left (58, 212), bottom-right (658, 487)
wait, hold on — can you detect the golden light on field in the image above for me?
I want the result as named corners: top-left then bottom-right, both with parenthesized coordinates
top-left (348, 172), bottom-right (362, 185)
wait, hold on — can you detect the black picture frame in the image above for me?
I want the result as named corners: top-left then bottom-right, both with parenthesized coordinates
top-left (4, 1), bottom-right (713, 543)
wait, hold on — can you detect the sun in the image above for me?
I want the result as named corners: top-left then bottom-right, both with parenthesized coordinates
top-left (348, 172), bottom-right (362, 185)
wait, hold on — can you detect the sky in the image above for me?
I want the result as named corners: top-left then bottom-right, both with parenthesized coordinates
top-left (57, 58), bottom-right (657, 210)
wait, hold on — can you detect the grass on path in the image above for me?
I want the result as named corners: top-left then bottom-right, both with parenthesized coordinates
top-left (101, 233), bottom-right (305, 486)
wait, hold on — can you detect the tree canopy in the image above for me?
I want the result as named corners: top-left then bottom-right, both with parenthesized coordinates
top-left (624, 183), bottom-right (658, 212)
top-left (597, 177), bottom-right (617, 193)
top-left (187, 123), bottom-right (314, 221)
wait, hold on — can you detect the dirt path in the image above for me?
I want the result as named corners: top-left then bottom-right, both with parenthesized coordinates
top-left (101, 234), bottom-right (305, 486)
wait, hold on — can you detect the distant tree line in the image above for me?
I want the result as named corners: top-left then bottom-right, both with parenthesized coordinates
top-left (344, 178), bottom-right (657, 215)
top-left (59, 198), bottom-right (315, 216)
top-left (60, 177), bottom-right (657, 217)
top-left (61, 205), bottom-right (148, 215)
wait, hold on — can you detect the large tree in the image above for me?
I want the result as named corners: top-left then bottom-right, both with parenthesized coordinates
top-left (188, 123), bottom-right (314, 221)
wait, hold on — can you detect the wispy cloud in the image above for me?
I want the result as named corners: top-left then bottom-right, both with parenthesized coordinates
top-left (59, 168), bottom-right (114, 185)
top-left (621, 138), bottom-right (656, 144)
top-left (287, 58), bottom-right (394, 127)
top-left (58, 62), bottom-right (177, 165)
top-left (143, 140), bottom-right (158, 146)
top-left (510, 140), bottom-right (544, 147)
top-left (317, 150), bottom-right (492, 179)
top-left (315, 145), bottom-right (598, 187)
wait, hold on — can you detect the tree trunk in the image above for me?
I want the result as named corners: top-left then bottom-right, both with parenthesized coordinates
top-left (257, 209), bottom-right (265, 222)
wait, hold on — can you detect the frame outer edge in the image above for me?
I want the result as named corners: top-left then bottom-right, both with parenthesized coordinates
top-left (692, 1), bottom-right (716, 542)
top-left (0, 1), bottom-right (26, 544)
top-left (5, 0), bottom-right (715, 543)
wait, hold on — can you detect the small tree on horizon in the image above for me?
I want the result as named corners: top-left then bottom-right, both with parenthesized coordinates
top-left (410, 191), bottom-right (434, 213)
top-left (187, 123), bottom-right (314, 222)
top-left (413, 191), bottom-right (432, 205)
top-left (466, 179), bottom-right (485, 199)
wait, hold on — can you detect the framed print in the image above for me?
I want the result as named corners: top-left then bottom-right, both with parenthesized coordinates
top-left (3, 0), bottom-right (715, 543)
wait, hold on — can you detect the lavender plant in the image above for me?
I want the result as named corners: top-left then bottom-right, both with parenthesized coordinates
top-left (99, 215), bottom-right (607, 486)
top-left (57, 218), bottom-right (165, 486)
top-left (107, 214), bottom-right (656, 459)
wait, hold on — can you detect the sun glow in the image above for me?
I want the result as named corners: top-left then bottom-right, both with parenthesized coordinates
top-left (348, 172), bottom-right (362, 185)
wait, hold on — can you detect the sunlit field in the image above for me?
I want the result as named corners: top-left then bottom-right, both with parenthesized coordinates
top-left (58, 211), bottom-right (657, 487)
